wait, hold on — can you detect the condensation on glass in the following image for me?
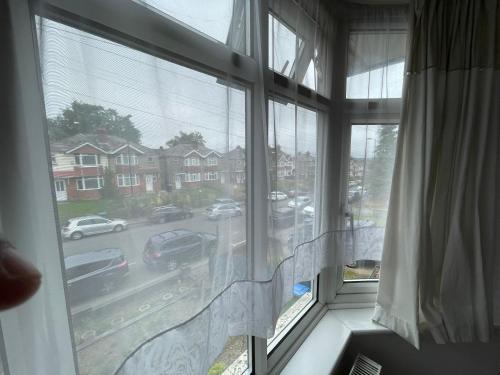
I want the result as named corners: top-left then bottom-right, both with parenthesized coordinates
top-left (37, 17), bottom-right (248, 375)
top-left (343, 124), bottom-right (399, 280)
top-left (267, 100), bottom-right (317, 350)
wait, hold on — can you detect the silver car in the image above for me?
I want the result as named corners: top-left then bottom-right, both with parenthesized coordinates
top-left (62, 216), bottom-right (128, 240)
top-left (206, 203), bottom-right (242, 220)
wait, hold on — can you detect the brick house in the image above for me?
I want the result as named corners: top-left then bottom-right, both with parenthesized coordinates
top-left (51, 133), bottom-right (160, 201)
top-left (223, 146), bottom-right (246, 185)
top-left (160, 144), bottom-right (223, 190)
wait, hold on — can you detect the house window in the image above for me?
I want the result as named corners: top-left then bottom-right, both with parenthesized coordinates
top-left (185, 173), bottom-right (201, 182)
top-left (184, 157), bottom-right (200, 166)
top-left (116, 154), bottom-right (138, 165)
top-left (75, 153), bottom-right (99, 166)
top-left (204, 172), bottom-right (218, 181)
top-left (116, 174), bottom-right (139, 187)
top-left (76, 176), bottom-right (104, 190)
top-left (207, 157), bottom-right (218, 166)
top-left (51, 155), bottom-right (57, 165)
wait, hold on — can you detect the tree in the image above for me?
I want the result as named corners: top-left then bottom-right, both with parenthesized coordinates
top-left (166, 131), bottom-right (206, 148)
top-left (100, 168), bottom-right (119, 200)
top-left (47, 101), bottom-right (141, 143)
top-left (366, 125), bottom-right (398, 199)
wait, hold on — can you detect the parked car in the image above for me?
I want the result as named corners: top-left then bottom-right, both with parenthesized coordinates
top-left (214, 198), bottom-right (241, 207)
top-left (149, 205), bottom-right (194, 224)
top-left (143, 229), bottom-right (217, 270)
top-left (206, 203), bottom-right (242, 220)
top-left (64, 248), bottom-right (129, 300)
top-left (287, 196), bottom-right (312, 209)
top-left (269, 191), bottom-right (288, 201)
top-left (302, 205), bottom-right (314, 217)
top-left (62, 216), bottom-right (128, 240)
top-left (271, 207), bottom-right (297, 228)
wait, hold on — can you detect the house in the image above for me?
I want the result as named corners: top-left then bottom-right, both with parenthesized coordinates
top-left (50, 133), bottom-right (160, 201)
top-left (160, 144), bottom-right (223, 189)
top-left (223, 146), bottom-right (246, 185)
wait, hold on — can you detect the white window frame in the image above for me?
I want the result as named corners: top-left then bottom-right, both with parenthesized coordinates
top-left (185, 172), bottom-right (201, 182)
top-left (76, 176), bottom-right (104, 190)
top-left (116, 173), bottom-right (139, 187)
top-left (204, 171), bottom-right (218, 181)
top-left (3, 0), bottom-right (336, 374)
top-left (206, 157), bottom-right (218, 166)
top-left (184, 157), bottom-right (200, 167)
top-left (116, 153), bottom-right (138, 165)
top-left (75, 153), bottom-right (99, 167)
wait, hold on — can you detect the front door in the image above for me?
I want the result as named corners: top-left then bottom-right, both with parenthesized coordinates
top-left (54, 180), bottom-right (67, 201)
top-left (145, 174), bottom-right (154, 192)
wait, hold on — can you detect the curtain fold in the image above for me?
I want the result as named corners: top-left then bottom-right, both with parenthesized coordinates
top-left (374, 0), bottom-right (500, 348)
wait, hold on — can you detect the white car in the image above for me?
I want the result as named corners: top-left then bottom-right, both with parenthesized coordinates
top-left (269, 191), bottom-right (288, 201)
top-left (287, 196), bottom-right (312, 209)
top-left (302, 205), bottom-right (314, 217)
top-left (206, 203), bottom-right (242, 220)
top-left (62, 216), bottom-right (128, 240)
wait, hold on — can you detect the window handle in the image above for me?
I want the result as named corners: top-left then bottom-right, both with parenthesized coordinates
top-left (0, 239), bottom-right (41, 311)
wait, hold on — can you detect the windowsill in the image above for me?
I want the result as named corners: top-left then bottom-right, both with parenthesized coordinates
top-left (279, 308), bottom-right (389, 375)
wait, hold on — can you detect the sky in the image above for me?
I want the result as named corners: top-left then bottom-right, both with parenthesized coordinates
top-left (37, 1), bottom-right (402, 157)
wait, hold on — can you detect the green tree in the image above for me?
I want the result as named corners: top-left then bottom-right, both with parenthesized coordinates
top-left (100, 168), bottom-right (119, 200)
top-left (166, 131), bottom-right (206, 148)
top-left (48, 101), bottom-right (141, 143)
top-left (366, 125), bottom-right (398, 199)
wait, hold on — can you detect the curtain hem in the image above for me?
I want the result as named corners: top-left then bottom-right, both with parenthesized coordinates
top-left (372, 303), bottom-right (420, 349)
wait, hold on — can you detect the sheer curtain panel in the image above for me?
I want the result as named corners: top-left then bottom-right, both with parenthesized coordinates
top-left (374, 0), bottom-right (500, 348)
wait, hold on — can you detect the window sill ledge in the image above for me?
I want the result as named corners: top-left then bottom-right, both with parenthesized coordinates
top-left (279, 308), bottom-right (389, 375)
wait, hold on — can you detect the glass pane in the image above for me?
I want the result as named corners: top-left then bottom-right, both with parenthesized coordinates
top-left (344, 124), bottom-right (399, 280)
top-left (268, 14), bottom-right (299, 77)
top-left (346, 32), bottom-right (407, 99)
top-left (267, 100), bottom-right (317, 351)
top-left (138, 0), bottom-right (247, 54)
top-left (38, 18), bottom-right (248, 374)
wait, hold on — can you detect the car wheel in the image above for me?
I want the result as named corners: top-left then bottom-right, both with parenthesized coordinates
top-left (71, 231), bottom-right (83, 240)
top-left (114, 224), bottom-right (123, 232)
top-left (159, 217), bottom-right (166, 224)
top-left (166, 259), bottom-right (178, 272)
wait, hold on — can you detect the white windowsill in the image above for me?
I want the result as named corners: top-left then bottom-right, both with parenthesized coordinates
top-left (280, 308), bottom-right (389, 375)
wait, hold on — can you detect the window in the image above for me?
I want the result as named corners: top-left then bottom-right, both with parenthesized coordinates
top-left (184, 157), bottom-right (200, 166)
top-left (55, 180), bottom-right (65, 192)
top-left (204, 172), bottom-right (218, 181)
top-left (75, 154), bottom-right (99, 166)
top-left (268, 14), bottom-right (299, 77)
top-left (116, 174), bottom-right (139, 187)
top-left (37, 15), bottom-right (247, 374)
top-left (185, 172), bottom-right (201, 182)
top-left (207, 157), bottom-right (218, 166)
top-left (267, 99), bottom-right (318, 351)
top-left (116, 154), bottom-right (138, 165)
top-left (344, 124), bottom-right (399, 280)
top-left (76, 176), bottom-right (104, 190)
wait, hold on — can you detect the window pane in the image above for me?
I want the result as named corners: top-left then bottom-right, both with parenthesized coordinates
top-left (267, 100), bottom-right (317, 351)
top-left (346, 32), bottom-right (407, 99)
top-left (344, 124), bottom-right (399, 280)
top-left (38, 18), bottom-right (248, 375)
top-left (139, 0), bottom-right (247, 54)
top-left (268, 14), bottom-right (298, 77)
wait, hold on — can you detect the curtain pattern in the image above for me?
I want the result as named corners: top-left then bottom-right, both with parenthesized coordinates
top-left (374, 0), bottom-right (500, 348)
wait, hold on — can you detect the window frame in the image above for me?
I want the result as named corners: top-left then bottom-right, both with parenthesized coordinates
top-left (116, 173), bottom-right (139, 187)
top-left (3, 0), bottom-right (335, 374)
top-left (75, 153), bottom-right (99, 167)
top-left (76, 176), bottom-right (104, 190)
top-left (116, 153), bottom-right (138, 166)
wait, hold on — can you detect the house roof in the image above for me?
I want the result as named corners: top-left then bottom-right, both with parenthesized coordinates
top-left (162, 143), bottom-right (221, 158)
top-left (51, 133), bottom-right (152, 155)
top-left (224, 145), bottom-right (245, 160)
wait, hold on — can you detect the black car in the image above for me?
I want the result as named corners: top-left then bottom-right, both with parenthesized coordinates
top-left (143, 229), bottom-right (217, 271)
top-left (64, 248), bottom-right (129, 301)
top-left (149, 205), bottom-right (194, 224)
